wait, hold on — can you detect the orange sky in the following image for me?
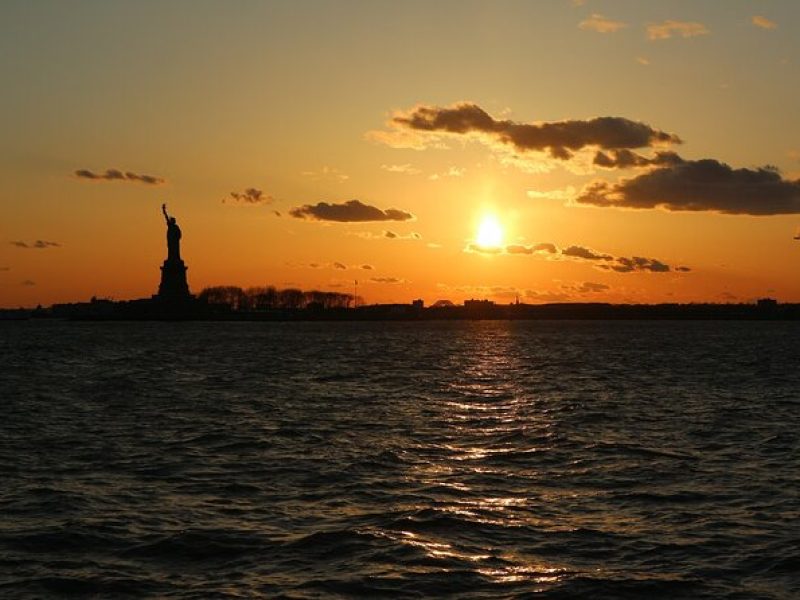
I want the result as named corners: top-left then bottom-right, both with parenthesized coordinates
top-left (2, 1), bottom-right (800, 307)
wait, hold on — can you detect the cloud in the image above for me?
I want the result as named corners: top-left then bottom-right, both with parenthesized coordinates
top-left (593, 149), bottom-right (683, 169)
top-left (527, 186), bottom-right (576, 201)
top-left (374, 102), bottom-right (681, 161)
top-left (465, 243), bottom-right (503, 254)
top-left (575, 281), bottom-right (610, 293)
top-left (636, 56), bottom-right (650, 66)
top-left (562, 245), bottom-right (613, 261)
top-left (576, 159), bottom-right (800, 215)
top-left (21, 279), bottom-right (35, 286)
top-left (598, 256), bottom-right (670, 273)
top-left (466, 239), bottom-right (684, 273)
top-left (579, 14), bottom-right (627, 33)
top-left (381, 164), bottom-right (421, 175)
top-left (11, 240), bottom-right (61, 249)
top-left (383, 230), bottom-right (422, 240)
top-left (429, 166), bottom-right (466, 180)
top-left (647, 20), bottom-right (709, 40)
top-left (752, 15), bottom-right (777, 30)
top-left (75, 168), bottom-right (164, 185)
top-left (370, 277), bottom-right (406, 284)
top-left (506, 243), bottom-right (558, 254)
top-left (0, 267), bottom-right (9, 272)
top-left (289, 199), bottom-right (414, 222)
top-left (223, 188), bottom-right (273, 205)
top-left (361, 264), bottom-right (374, 270)
top-left (332, 262), bottom-right (347, 270)
top-left (302, 166), bottom-right (349, 182)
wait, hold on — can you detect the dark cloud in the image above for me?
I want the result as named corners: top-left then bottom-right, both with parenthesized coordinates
top-left (332, 262), bottom-right (347, 270)
top-left (75, 168), bottom-right (164, 185)
top-left (562, 245), bottom-right (613, 261)
top-left (593, 149), bottom-right (684, 169)
top-left (389, 102), bottom-right (680, 160)
top-left (361, 264), bottom-right (374, 270)
top-left (465, 238), bottom-right (684, 274)
top-left (289, 200), bottom-right (414, 222)
top-left (382, 230), bottom-right (421, 240)
top-left (599, 256), bottom-right (670, 273)
top-left (370, 277), bottom-right (406, 284)
top-left (21, 279), bottom-right (35, 286)
top-left (224, 188), bottom-right (273, 205)
top-left (0, 267), bottom-right (9, 271)
top-left (11, 240), bottom-right (61, 249)
top-left (577, 159), bottom-right (800, 215)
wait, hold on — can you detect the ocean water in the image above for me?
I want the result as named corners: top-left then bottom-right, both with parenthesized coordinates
top-left (1, 320), bottom-right (798, 599)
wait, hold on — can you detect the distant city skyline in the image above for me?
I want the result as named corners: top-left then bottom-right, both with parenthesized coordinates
top-left (2, 0), bottom-right (800, 307)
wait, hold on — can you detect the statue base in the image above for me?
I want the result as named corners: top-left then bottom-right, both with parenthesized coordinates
top-left (156, 258), bottom-right (192, 300)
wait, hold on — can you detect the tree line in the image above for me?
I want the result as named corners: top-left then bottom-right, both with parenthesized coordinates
top-left (197, 285), bottom-right (361, 311)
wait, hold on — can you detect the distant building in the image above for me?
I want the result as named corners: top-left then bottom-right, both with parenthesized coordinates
top-left (757, 298), bottom-right (778, 308)
top-left (411, 299), bottom-right (424, 310)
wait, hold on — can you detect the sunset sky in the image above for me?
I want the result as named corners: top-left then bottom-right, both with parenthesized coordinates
top-left (3, 0), bottom-right (800, 307)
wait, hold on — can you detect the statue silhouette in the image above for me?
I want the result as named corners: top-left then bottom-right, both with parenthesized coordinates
top-left (156, 203), bottom-right (192, 301)
top-left (162, 203), bottom-right (182, 262)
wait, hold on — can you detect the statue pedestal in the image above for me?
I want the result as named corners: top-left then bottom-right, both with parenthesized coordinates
top-left (157, 258), bottom-right (192, 300)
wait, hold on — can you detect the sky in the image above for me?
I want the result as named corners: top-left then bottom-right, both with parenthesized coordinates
top-left (2, 0), bottom-right (800, 307)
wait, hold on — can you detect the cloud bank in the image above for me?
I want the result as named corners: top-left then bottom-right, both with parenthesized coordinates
top-left (376, 102), bottom-right (681, 160)
top-left (577, 159), bottom-right (800, 215)
top-left (75, 169), bottom-right (164, 185)
top-left (290, 200), bottom-right (414, 222)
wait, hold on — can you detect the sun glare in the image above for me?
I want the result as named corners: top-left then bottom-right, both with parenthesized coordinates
top-left (476, 215), bottom-right (504, 248)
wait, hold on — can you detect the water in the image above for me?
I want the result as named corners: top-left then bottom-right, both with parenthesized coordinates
top-left (1, 320), bottom-right (798, 599)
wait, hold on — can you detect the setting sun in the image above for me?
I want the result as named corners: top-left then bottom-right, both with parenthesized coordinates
top-left (476, 215), bottom-right (504, 249)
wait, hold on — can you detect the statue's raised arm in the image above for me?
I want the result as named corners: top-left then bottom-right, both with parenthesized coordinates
top-left (162, 203), bottom-right (170, 224)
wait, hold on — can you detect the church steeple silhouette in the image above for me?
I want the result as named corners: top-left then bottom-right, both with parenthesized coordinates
top-left (156, 203), bottom-right (192, 300)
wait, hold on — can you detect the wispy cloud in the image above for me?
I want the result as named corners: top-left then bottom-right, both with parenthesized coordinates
top-left (752, 15), bottom-right (777, 30)
top-left (11, 240), bottom-right (61, 249)
top-left (527, 186), bottom-right (576, 201)
top-left (74, 168), bottom-right (164, 185)
top-left (290, 199), bottom-right (414, 222)
top-left (370, 277), bottom-right (406, 284)
top-left (21, 279), bottom-right (35, 286)
top-left (223, 187), bottom-right (274, 205)
top-left (381, 164), bottom-right (421, 175)
top-left (467, 240), bottom-right (688, 273)
top-left (579, 14), bottom-right (627, 33)
top-left (429, 166), bottom-right (466, 180)
top-left (301, 166), bottom-right (349, 182)
top-left (647, 20), bottom-right (709, 40)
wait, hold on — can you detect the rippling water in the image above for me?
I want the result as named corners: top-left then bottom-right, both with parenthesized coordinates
top-left (1, 320), bottom-right (798, 598)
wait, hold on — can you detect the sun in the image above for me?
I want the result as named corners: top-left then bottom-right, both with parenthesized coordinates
top-left (476, 215), bottom-right (504, 248)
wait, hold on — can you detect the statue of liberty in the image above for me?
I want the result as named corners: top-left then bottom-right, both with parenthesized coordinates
top-left (162, 203), bottom-right (182, 262)
top-left (156, 203), bottom-right (191, 300)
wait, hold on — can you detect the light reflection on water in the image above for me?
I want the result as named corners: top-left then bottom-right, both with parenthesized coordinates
top-left (1, 320), bottom-right (798, 598)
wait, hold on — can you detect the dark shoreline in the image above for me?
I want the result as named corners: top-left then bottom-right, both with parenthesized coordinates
top-left (3, 299), bottom-right (798, 321)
